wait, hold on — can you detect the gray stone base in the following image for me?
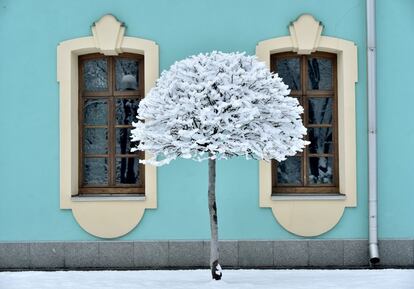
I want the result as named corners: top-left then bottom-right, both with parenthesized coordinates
top-left (0, 240), bottom-right (413, 270)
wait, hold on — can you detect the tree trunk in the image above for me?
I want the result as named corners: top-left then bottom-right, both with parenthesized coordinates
top-left (208, 157), bottom-right (222, 280)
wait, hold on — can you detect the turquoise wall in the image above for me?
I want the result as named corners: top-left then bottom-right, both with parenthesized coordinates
top-left (376, 0), bottom-right (414, 238)
top-left (0, 0), bottom-right (410, 241)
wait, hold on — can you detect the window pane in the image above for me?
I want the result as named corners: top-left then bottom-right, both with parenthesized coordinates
top-left (83, 158), bottom-right (108, 185)
top-left (308, 157), bottom-right (334, 184)
top-left (308, 127), bottom-right (333, 154)
top-left (275, 58), bottom-right (301, 90)
top-left (116, 158), bottom-right (141, 184)
top-left (84, 128), bottom-right (108, 154)
top-left (116, 58), bottom-right (139, 91)
top-left (307, 58), bottom-right (333, 90)
top-left (83, 59), bottom-right (108, 91)
top-left (308, 97), bottom-right (333, 124)
top-left (116, 98), bottom-right (140, 125)
top-left (116, 128), bottom-right (138, 154)
top-left (84, 99), bottom-right (108, 125)
top-left (276, 156), bottom-right (302, 185)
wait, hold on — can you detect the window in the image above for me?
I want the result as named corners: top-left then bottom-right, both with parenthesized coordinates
top-left (78, 53), bottom-right (145, 195)
top-left (257, 14), bottom-right (357, 236)
top-left (271, 52), bottom-right (339, 195)
top-left (58, 14), bottom-right (158, 238)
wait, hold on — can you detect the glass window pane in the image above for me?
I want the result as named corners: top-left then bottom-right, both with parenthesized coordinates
top-left (308, 127), bottom-right (333, 154)
top-left (83, 58), bottom-right (108, 91)
top-left (84, 128), bottom-right (108, 154)
top-left (275, 58), bottom-right (301, 90)
top-left (308, 97), bottom-right (333, 124)
top-left (116, 158), bottom-right (141, 184)
top-left (308, 157), bottom-right (334, 184)
top-left (83, 158), bottom-right (108, 185)
top-left (307, 57), bottom-right (333, 90)
top-left (116, 98), bottom-right (140, 125)
top-left (276, 156), bottom-right (302, 185)
top-left (116, 128), bottom-right (138, 154)
top-left (84, 99), bottom-right (108, 125)
top-left (116, 58), bottom-right (139, 91)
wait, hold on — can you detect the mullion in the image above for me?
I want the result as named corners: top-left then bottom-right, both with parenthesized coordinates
top-left (83, 92), bottom-right (112, 97)
top-left (84, 125), bottom-right (108, 129)
top-left (302, 55), bottom-right (308, 187)
top-left (306, 91), bottom-right (333, 96)
top-left (307, 184), bottom-right (336, 187)
top-left (108, 57), bottom-right (115, 187)
top-left (307, 124), bottom-right (332, 128)
top-left (113, 90), bottom-right (144, 97)
top-left (83, 94), bottom-right (113, 98)
top-left (289, 91), bottom-right (302, 96)
top-left (114, 95), bottom-right (142, 99)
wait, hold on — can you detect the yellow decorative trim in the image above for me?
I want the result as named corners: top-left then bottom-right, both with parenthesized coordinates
top-left (289, 14), bottom-right (323, 54)
top-left (256, 14), bottom-right (358, 237)
top-left (91, 14), bottom-right (125, 56)
top-left (57, 15), bottom-right (159, 238)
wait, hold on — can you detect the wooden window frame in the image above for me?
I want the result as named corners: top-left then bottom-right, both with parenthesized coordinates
top-left (271, 51), bottom-right (339, 195)
top-left (78, 53), bottom-right (145, 195)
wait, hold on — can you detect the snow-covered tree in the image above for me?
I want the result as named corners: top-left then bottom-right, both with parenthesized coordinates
top-left (131, 51), bottom-right (308, 280)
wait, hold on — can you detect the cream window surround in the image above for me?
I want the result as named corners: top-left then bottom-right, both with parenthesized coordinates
top-left (256, 14), bottom-right (358, 237)
top-left (57, 15), bottom-right (158, 238)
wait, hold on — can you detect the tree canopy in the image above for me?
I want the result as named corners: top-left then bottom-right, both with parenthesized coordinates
top-left (131, 51), bottom-right (308, 165)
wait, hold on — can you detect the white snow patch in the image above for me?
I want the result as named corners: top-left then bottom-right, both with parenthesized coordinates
top-left (1, 269), bottom-right (413, 289)
top-left (216, 263), bottom-right (222, 276)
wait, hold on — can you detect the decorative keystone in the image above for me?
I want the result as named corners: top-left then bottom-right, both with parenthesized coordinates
top-left (289, 14), bottom-right (323, 54)
top-left (92, 14), bottom-right (125, 55)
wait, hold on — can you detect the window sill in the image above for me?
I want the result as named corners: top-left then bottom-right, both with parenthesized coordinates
top-left (271, 193), bottom-right (346, 201)
top-left (71, 194), bottom-right (146, 202)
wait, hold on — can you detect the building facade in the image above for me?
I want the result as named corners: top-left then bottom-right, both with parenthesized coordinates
top-left (0, 0), bottom-right (413, 269)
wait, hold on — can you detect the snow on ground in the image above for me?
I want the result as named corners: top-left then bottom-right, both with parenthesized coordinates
top-left (1, 269), bottom-right (413, 289)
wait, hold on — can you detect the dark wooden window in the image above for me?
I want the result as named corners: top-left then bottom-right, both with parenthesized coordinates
top-left (271, 52), bottom-right (339, 194)
top-left (78, 53), bottom-right (145, 195)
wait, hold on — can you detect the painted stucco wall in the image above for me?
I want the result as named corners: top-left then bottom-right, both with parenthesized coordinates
top-left (376, 0), bottom-right (414, 239)
top-left (0, 0), bottom-right (411, 241)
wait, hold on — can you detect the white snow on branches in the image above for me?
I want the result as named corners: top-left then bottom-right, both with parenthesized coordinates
top-left (131, 51), bottom-right (309, 166)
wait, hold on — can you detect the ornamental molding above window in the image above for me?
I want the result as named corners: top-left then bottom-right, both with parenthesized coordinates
top-left (256, 14), bottom-right (358, 237)
top-left (57, 14), bottom-right (159, 238)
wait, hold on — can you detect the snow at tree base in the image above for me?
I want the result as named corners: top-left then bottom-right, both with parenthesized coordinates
top-left (131, 51), bottom-right (309, 166)
top-left (1, 270), bottom-right (413, 289)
